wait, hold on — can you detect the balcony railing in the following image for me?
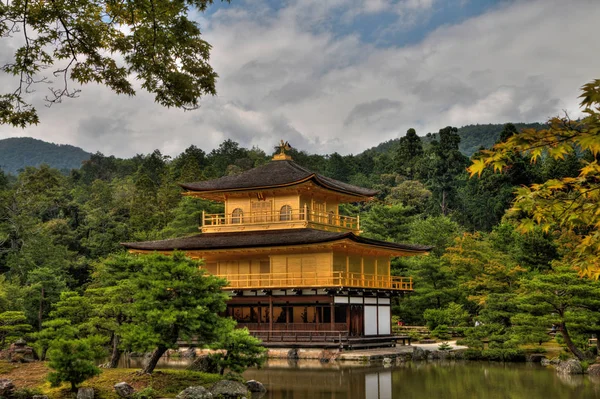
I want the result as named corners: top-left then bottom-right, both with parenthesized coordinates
top-left (202, 207), bottom-right (359, 232)
top-left (214, 271), bottom-right (413, 291)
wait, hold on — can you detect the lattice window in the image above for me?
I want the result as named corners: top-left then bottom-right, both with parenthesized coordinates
top-left (280, 205), bottom-right (292, 221)
top-left (231, 208), bottom-right (243, 224)
top-left (251, 200), bottom-right (272, 222)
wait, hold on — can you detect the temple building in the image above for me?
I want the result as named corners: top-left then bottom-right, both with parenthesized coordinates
top-left (123, 145), bottom-right (431, 348)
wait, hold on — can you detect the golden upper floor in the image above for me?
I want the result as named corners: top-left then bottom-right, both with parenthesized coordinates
top-left (180, 158), bottom-right (377, 234)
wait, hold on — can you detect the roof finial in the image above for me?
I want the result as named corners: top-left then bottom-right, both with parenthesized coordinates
top-left (273, 140), bottom-right (292, 161)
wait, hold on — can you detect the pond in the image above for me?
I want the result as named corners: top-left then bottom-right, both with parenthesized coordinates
top-left (122, 357), bottom-right (600, 399)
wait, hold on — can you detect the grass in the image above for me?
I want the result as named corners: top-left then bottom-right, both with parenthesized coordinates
top-left (0, 362), bottom-right (222, 399)
top-left (520, 340), bottom-right (564, 359)
top-left (0, 361), bottom-right (50, 389)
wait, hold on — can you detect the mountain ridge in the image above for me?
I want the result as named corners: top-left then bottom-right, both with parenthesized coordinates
top-left (0, 137), bottom-right (92, 174)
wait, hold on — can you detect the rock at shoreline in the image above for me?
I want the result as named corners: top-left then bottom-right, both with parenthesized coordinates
top-left (246, 380), bottom-right (266, 394)
top-left (556, 359), bottom-right (583, 375)
top-left (287, 349), bottom-right (299, 360)
top-left (176, 386), bottom-right (213, 399)
top-left (114, 382), bottom-right (135, 398)
top-left (210, 380), bottom-right (249, 398)
top-left (527, 354), bottom-right (546, 363)
top-left (181, 348), bottom-right (197, 359)
top-left (588, 364), bottom-right (600, 377)
top-left (77, 387), bottom-right (95, 399)
top-left (0, 379), bottom-right (15, 397)
top-left (540, 358), bottom-right (551, 367)
top-left (187, 355), bottom-right (220, 374)
top-left (412, 347), bottom-right (427, 361)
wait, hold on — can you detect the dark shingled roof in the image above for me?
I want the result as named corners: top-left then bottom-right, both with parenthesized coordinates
top-left (179, 160), bottom-right (378, 197)
top-left (122, 228), bottom-right (432, 253)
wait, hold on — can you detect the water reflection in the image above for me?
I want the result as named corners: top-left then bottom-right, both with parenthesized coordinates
top-left (119, 357), bottom-right (600, 399)
top-left (244, 360), bottom-right (600, 399)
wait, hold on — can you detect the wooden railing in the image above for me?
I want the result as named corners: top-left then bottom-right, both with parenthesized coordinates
top-left (202, 207), bottom-right (359, 231)
top-left (238, 323), bottom-right (348, 332)
top-left (215, 271), bottom-right (413, 291)
top-left (248, 329), bottom-right (349, 343)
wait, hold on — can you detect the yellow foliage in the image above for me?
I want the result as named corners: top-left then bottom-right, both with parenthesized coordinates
top-left (469, 79), bottom-right (600, 277)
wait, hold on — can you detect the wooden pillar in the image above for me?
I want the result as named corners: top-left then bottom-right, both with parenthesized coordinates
top-left (345, 255), bottom-right (349, 284)
top-left (286, 301), bottom-right (290, 330)
top-left (269, 296), bottom-right (273, 333)
top-left (330, 300), bottom-right (335, 331)
top-left (360, 255), bottom-right (364, 287)
top-left (346, 304), bottom-right (351, 335)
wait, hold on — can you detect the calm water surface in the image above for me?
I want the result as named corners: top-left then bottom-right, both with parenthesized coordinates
top-left (244, 360), bottom-right (600, 399)
top-left (125, 357), bottom-right (600, 399)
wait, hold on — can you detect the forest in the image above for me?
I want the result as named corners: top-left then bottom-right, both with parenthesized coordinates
top-left (1, 83), bottom-right (600, 383)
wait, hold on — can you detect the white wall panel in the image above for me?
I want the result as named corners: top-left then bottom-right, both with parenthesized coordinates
top-left (365, 306), bottom-right (378, 335)
top-left (378, 306), bottom-right (391, 335)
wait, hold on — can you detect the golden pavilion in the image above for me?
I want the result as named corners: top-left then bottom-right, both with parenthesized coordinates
top-left (123, 146), bottom-right (431, 348)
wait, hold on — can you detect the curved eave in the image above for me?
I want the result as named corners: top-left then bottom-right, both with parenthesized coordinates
top-left (179, 175), bottom-right (378, 201)
top-left (121, 231), bottom-right (431, 256)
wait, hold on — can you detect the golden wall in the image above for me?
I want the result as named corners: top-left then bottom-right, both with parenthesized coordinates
top-left (203, 252), bottom-right (390, 277)
top-left (225, 194), bottom-right (301, 216)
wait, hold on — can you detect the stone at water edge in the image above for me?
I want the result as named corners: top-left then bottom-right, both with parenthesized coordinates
top-left (245, 380), bottom-right (266, 393)
top-left (187, 355), bottom-right (220, 374)
top-left (77, 387), bottom-right (95, 399)
top-left (412, 347), bottom-right (427, 361)
top-left (587, 364), bottom-right (600, 377)
top-left (32, 395), bottom-right (49, 399)
top-left (0, 379), bottom-right (15, 397)
top-left (114, 382), bottom-right (135, 398)
top-left (556, 359), bottom-right (584, 375)
top-left (175, 386), bottom-right (213, 399)
top-left (210, 380), bottom-right (249, 398)
top-left (540, 358), bottom-right (551, 367)
top-left (181, 348), bottom-right (197, 358)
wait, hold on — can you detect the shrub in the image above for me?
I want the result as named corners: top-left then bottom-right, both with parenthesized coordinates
top-left (558, 351), bottom-right (570, 361)
top-left (462, 349), bottom-right (483, 360)
top-left (438, 342), bottom-right (452, 351)
top-left (502, 349), bottom-right (526, 362)
top-left (12, 388), bottom-right (43, 399)
top-left (132, 387), bottom-right (159, 399)
top-left (554, 332), bottom-right (564, 345)
top-left (209, 327), bottom-right (267, 376)
top-left (47, 337), bottom-right (106, 391)
top-left (431, 325), bottom-right (451, 341)
top-left (480, 348), bottom-right (526, 362)
top-left (481, 349), bottom-right (505, 361)
top-left (407, 331), bottom-right (422, 342)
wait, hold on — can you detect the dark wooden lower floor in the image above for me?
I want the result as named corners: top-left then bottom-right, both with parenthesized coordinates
top-left (225, 292), bottom-right (394, 345)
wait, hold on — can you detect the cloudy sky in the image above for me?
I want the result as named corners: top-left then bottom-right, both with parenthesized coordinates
top-left (1, 0), bottom-right (599, 158)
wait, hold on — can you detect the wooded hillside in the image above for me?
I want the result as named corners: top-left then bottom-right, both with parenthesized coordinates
top-left (0, 137), bottom-right (91, 174)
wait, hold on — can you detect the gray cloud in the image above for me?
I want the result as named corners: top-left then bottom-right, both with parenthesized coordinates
top-left (0, 0), bottom-right (598, 158)
top-left (344, 98), bottom-right (403, 127)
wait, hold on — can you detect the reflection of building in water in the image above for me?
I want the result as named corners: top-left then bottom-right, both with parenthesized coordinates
top-left (365, 371), bottom-right (392, 399)
top-left (123, 145), bottom-right (431, 347)
top-left (245, 364), bottom-right (393, 399)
